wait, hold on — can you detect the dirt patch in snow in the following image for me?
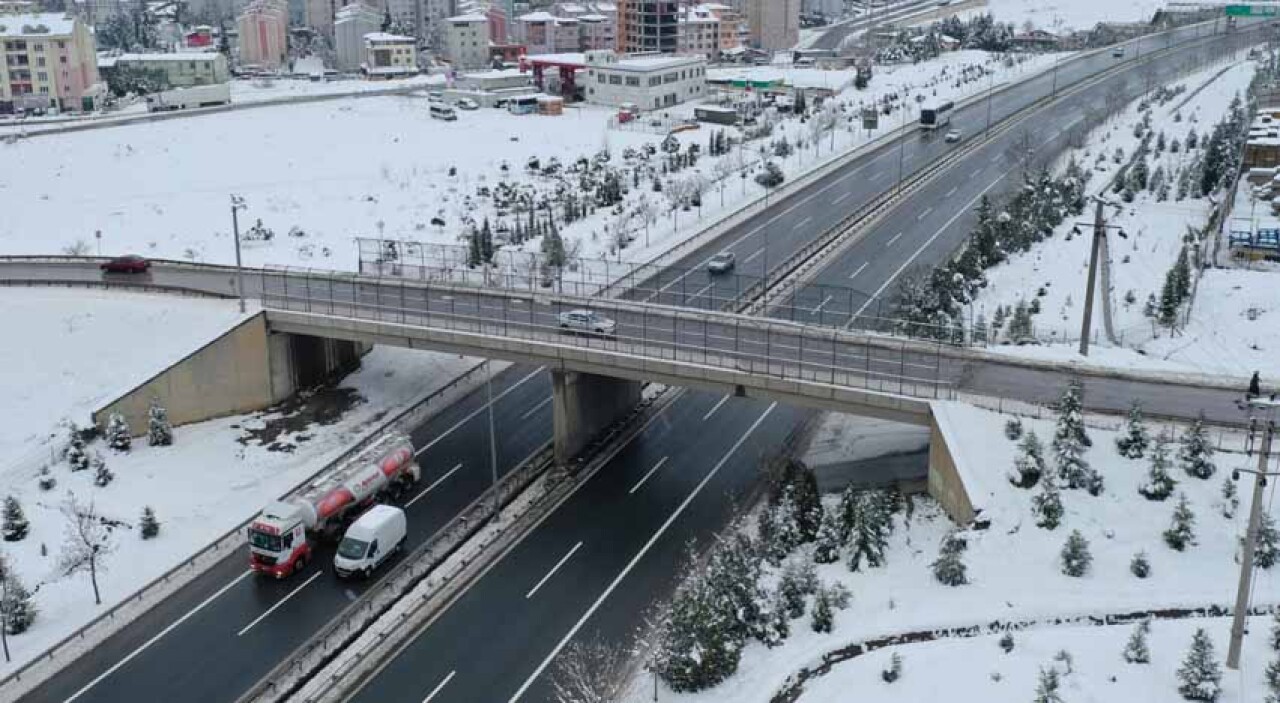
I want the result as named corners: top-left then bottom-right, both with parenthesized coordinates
top-left (235, 385), bottom-right (367, 452)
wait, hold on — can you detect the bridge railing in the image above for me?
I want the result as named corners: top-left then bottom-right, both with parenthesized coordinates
top-left (258, 268), bottom-right (953, 403)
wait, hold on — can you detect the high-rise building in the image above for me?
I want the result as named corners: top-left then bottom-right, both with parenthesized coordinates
top-left (747, 0), bottom-right (797, 51)
top-left (0, 10), bottom-right (106, 113)
top-left (335, 2), bottom-right (382, 70)
top-left (236, 0), bottom-right (288, 68)
top-left (443, 11), bottom-right (489, 68)
top-left (616, 0), bottom-right (677, 54)
top-left (304, 0), bottom-right (340, 37)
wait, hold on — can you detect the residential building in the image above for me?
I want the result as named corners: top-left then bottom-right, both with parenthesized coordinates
top-left (582, 49), bottom-right (704, 109)
top-left (335, 2), bottom-right (381, 70)
top-left (304, 0), bottom-right (340, 37)
top-left (705, 2), bottom-right (740, 52)
top-left (104, 52), bottom-right (230, 87)
top-left (484, 3), bottom-right (507, 42)
top-left (747, 0), bottom-right (797, 51)
top-left (577, 12), bottom-right (611, 50)
top-left (237, 0), bottom-right (288, 68)
top-left (0, 11), bottom-right (106, 113)
top-left (444, 11), bottom-right (489, 68)
top-left (677, 4), bottom-right (720, 57)
top-left (515, 10), bottom-right (577, 54)
top-left (616, 0), bottom-right (677, 54)
top-left (362, 31), bottom-right (417, 77)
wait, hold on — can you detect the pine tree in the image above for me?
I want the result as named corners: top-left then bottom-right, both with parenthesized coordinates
top-left (147, 401), bottom-right (172, 446)
top-left (1060, 530), bottom-right (1092, 577)
top-left (812, 506), bottom-right (843, 564)
top-left (1005, 417), bottom-right (1024, 440)
top-left (1116, 401), bottom-right (1151, 459)
top-left (1009, 430), bottom-right (1046, 488)
top-left (1140, 433), bottom-right (1178, 500)
top-left (1131, 550), bottom-right (1152, 578)
top-left (1000, 632), bottom-right (1015, 653)
top-left (2, 497), bottom-right (28, 542)
top-left (1033, 667), bottom-right (1064, 703)
top-left (1053, 380), bottom-right (1091, 453)
top-left (1164, 493), bottom-right (1197, 551)
top-left (66, 425), bottom-right (88, 472)
top-left (105, 412), bottom-right (131, 452)
top-left (1056, 431), bottom-right (1093, 491)
top-left (758, 588), bottom-right (789, 647)
top-left (1159, 274), bottom-right (1182, 330)
top-left (768, 459), bottom-right (822, 544)
top-left (846, 491), bottom-right (890, 572)
top-left (759, 488), bottom-right (803, 566)
top-left (932, 533), bottom-right (968, 586)
top-left (37, 466), bottom-right (55, 491)
top-left (92, 452), bottom-right (114, 487)
top-left (1271, 610), bottom-right (1280, 652)
top-left (1032, 477), bottom-right (1064, 530)
top-left (1247, 512), bottom-right (1280, 569)
top-left (778, 559), bottom-right (816, 619)
top-left (1179, 416), bottom-right (1216, 479)
top-left (0, 555), bottom-right (36, 635)
top-left (1176, 628), bottom-right (1222, 702)
top-left (139, 506), bottom-right (160, 539)
top-left (1265, 656), bottom-right (1280, 703)
top-left (881, 652), bottom-right (903, 683)
top-left (810, 586), bottom-right (834, 633)
top-left (1221, 476), bottom-right (1239, 519)
top-left (1124, 619), bottom-right (1151, 663)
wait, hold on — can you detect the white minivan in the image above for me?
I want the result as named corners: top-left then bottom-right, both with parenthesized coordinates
top-left (334, 505), bottom-right (407, 578)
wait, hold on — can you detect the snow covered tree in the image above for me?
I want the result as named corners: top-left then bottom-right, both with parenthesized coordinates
top-left (1179, 416), bottom-right (1216, 479)
top-left (1246, 512), bottom-right (1280, 570)
top-left (1266, 656), bottom-right (1280, 703)
top-left (1116, 402), bottom-right (1151, 459)
top-left (550, 640), bottom-right (631, 703)
top-left (779, 558), bottom-right (817, 619)
top-left (2, 497), bottom-right (28, 542)
top-left (1056, 429), bottom-right (1093, 492)
top-left (1005, 418), bottom-right (1024, 440)
top-left (812, 506), bottom-right (843, 564)
top-left (881, 652), bottom-right (903, 683)
top-left (139, 506), bottom-right (160, 540)
top-left (1009, 430), bottom-right (1046, 489)
top-left (758, 487), bottom-right (803, 566)
top-left (58, 494), bottom-right (115, 605)
top-left (1032, 477), bottom-right (1064, 530)
top-left (1033, 666), bottom-right (1064, 703)
top-left (810, 585), bottom-right (834, 633)
top-left (846, 491), bottom-right (890, 572)
top-left (1053, 380), bottom-right (1091, 452)
top-left (1271, 610), bottom-right (1280, 652)
top-left (92, 453), bottom-right (114, 487)
top-left (66, 424), bottom-right (88, 472)
top-left (1140, 433), bottom-right (1178, 501)
top-left (755, 161), bottom-right (785, 189)
top-left (1221, 476), bottom-right (1239, 519)
top-left (1131, 551), bottom-right (1151, 578)
top-left (766, 458), bottom-right (821, 543)
top-left (1060, 530), bottom-right (1092, 577)
top-left (757, 588), bottom-right (789, 647)
top-left (931, 533), bottom-right (968, 586)
top-left (37, 466), bottom-right (55, 491)
top-left (147, 401), bottom-right (173, 446)
top-left (0, 554), bottom-right (36, 635)
top-left (1000, 632), bottom-right (1015, 653)
top-left (1177, 628), bottom-right (1222, 702)
top-left (105, 412), bottom-right (131, 452)
top-left (1164, 493), bottom-right (1197, 551)
top-left (1124, 619), bottom-right (1151, 664)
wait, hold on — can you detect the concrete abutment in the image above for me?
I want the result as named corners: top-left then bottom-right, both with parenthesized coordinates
top-left (551, 370), bottom-right (642, 466)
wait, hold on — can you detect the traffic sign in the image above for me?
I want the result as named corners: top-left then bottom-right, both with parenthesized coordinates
top-left (1226, 4), bottom-right (1280, 16)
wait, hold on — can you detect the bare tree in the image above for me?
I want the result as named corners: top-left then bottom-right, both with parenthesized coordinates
top-left (551, 640), bottom-right (632, 703)
top-left (1003, 128), bottom-right (1038, 175)
top-left (58, 494), bottom-right (115, 606)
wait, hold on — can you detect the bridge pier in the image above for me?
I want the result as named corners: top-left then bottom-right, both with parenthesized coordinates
top-left (551, 370), bottom-right (642, 467)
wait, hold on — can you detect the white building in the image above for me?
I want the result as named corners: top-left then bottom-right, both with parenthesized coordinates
top-left (747, 0), bottom-right (798, 51)
top-left (335, 2), bottom-right (382, 71)
top-left (363, 31), bottom-right (417, 77)
top-left (444, 11), bottom-right (488, 69)
top-left (582, 49), bottom-right (705, 110)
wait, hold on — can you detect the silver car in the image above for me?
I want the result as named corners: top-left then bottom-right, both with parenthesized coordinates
top-left (557, 309), bottom-right (617, 336)
top-left (707, 252), bottom-right (736, 274)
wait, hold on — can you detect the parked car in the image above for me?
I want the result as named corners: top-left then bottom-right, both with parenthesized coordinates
top-left (455, 97), bottom-right (479, 110)
top-left (100, 255), bottom-right (150, 274)
top-left (707, 251), bottom-right (736, 274)
top-left (944, 129), bottom-right (961, 143)
top-left (557, 309), bottom-right (617, 336)
top-left (334, 505), bottom-right (406, 579)
top-left (1112, 47), bottom-right (1125, 58)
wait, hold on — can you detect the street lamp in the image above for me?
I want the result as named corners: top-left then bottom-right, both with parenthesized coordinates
top-left (1227, 399), bottom-right (1280, 670)
top-left (1074, 197), bottom-right (1127, 356)
top-left (230, 195), bottom-right (247, 314)
top-left (984, 65), bottom-right (996, 139)
top-left (485, 360), bottom-right (499, 516)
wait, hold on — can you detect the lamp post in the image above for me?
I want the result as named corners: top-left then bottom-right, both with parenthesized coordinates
top-left (1227, 399), bottom-right (1280, 670)
top-left (486, 360), bottom-right (499, 516)
top-left (230, 195), bottom-right (247, 314)
top-left (1074, 198), bottom-right (1127, 356)
top-left (984, 65), bottom-right (995, 139)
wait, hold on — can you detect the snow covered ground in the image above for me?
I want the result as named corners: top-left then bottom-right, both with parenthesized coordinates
top-left (797, 616), bottom-right (1275, 703)
top-left (975, 57), bottom-right (1279, 377)
top-left (0, 288), bottom-right (480, 670)
top-left (0, 51), bottom-right (1061, 273)
top-left (625, 400), bottom-right (1278, 702)
top-left (988, 0), bottom-right (1167, 33)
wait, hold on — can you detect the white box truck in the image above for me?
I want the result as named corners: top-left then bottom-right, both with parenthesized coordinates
top-left (146, 83), bottom-right (231, 112)
top-left (333, 505), bottom-right (407, 579)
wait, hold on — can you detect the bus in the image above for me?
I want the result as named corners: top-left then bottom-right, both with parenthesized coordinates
top-left (919, 100), bottom-right (954, 130)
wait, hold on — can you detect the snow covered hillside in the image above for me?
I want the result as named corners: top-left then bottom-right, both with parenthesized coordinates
top-left (988, 0), bottom-right (1167, 33)
top-left (0, 288), bottom-right (481, 670)
top-left (0, 51), bottom-right (1060, 272)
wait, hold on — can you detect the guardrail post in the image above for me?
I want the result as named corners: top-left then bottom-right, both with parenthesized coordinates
top-left (399, 280), bottom-right (406, 324)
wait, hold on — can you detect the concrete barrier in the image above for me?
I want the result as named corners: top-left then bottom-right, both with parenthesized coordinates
top-left (926, 401), bottom-right (984, 526)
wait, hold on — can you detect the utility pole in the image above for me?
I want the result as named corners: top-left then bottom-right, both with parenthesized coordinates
top-left (1228, 406), bottom-right (1278, 670)
top-left (1077, 198), bottom-right (1126, 356)
top-left (485, 361), bottom-right (499, 517)
top-left (230, 195), bottom-right (247, 314)
top-left (984, 67), bottom-right (995, 139)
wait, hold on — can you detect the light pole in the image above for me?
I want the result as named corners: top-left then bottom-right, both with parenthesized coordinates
top-left (230, 195), bottom-right (247, 314)
top-left (485, 361), bottom-right (499, 516)
top-left (1051, 52), bottom-right (1061, 98)
top-left (984, 66), bottom-right (995, 139)
top-left (94, 229), bottom-right (101, 257)
top-left (1227, 400), bottom-right (1279, 670)
top-left (895, 103), bottom-right (908, 196)
top-left (1074, 198), bottom-right (1127, 356)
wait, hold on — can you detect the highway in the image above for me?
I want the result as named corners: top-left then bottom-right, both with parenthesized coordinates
top-left (2, 19), bottom-right (1264, 703)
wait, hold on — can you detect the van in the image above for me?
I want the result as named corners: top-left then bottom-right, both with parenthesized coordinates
top-left (334, 505), bottom-right (407, 578)
top-left (429, 102), bottom-right (457, 121)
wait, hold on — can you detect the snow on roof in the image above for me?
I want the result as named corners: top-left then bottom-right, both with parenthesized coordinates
top-left (525, 52), bottom-right (586, 65)
top-left (113, 52), bottom-right (223, 62)
top-left (559, 3), bottom-right (585, 11)
top-left (461, 67), bottom-right (526, 78)
top-left (593, 1), bottom-right (615, 10)
top-left (578, 13), bottom-right (607, 20)
top-left (0, 12), bottom-right (75, 37)
top-left (447, 12), bottom-right (488, 22)
top-left (364, 32), bottom-right (414, 42)
top-left (518, 10), bottom-right (556, 21)
top-left (614, 54), bottom-right (702, 70)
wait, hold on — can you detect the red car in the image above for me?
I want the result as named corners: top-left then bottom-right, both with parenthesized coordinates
top-left (100, 255), bottom-right (150, 274)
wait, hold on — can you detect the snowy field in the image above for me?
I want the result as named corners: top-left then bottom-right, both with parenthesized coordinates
top-left (0, 50), bottom-right (1061, 273)
top-left (0, 288), bottom-right (480, 669)
top-left (625, 400), bottom-right (1278, 702)
top-left (797, 616), bottom-right (1275, 703)
top-left (988, 0), bottom-right (1167, 32)
top-left (974, 57), bottom-right (1279, 377)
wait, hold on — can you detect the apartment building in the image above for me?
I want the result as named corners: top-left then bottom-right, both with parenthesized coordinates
top-left (444, 11), bottom-right (489, 69)
top-left (747, 0), bottom-right (798, 51)
top-left (582, 48), bottom-right (703, 108)
top-left (236, 0), bottom-right (287, 68)
top-left (363, 31), bottom-right (417, 77)
top-left (514, 10), bottom-right (578, 54)
top-left (616, 0), bottom-right (677, 54)
top-left (0, 11), bottom-right (105, 113)
top-left (335, 2), bottom-right (381, 71)
top-left (677, 4), bottom-right (718, 57)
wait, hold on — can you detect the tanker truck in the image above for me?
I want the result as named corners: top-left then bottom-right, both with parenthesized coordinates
top-left (247, 433), bottom-right (419, 578)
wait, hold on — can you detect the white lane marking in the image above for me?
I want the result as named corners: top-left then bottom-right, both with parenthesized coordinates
top-left (916, 206), bottom-right (934, 221)
top-left (415, 366), bottom-right (544, 456)
top-left (871, 171), bottom-right (886, 181)
top-left (886, 232), bottom-right (904, 247)
top-left (688, 281), bottom-right (715, 301)
top-left (811, 295), bottom-right (834, 316)
top-left (702, 394), bottom-right (731, 421)
top-left (406, 462), bottom-right (464, 507)
top-left (855, 172), bottom-right (1006, 318)
top-left (525, 541), bottom-right (584, 599)
top-left (64, 570), bottom-right (255, 703)
top-left (237, 571), bottom-right (322, 637)
top-left (793, 216), bottom-right (813, 231)
top-left (520, 396), bottom-right (552, 421)
top-left (849, 261), bottom-right (869, 280)
top-left (970, 167), bottom-right (982, 178)
top-left (423, 671), bottom-right (457, 702)
top-left (833, 192), bottom-right (851, 205)
top-left (743, 248), bottom-right (765, 264)
top-left (945, 186), bottom-right (957, 198)
top-left (508, 404), bottom-right (778, 702)
top-left (628, 457), bottom-right (670, 495)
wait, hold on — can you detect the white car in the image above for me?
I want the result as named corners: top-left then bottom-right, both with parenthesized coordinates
top-left (558, 309), bottom-right (617, 336)
top-left (456, 97), bottom-right (479, 110)
top-left (707, 251), bottom-right (736, 274)
top-left (944, 129), bottom-right (961, 143)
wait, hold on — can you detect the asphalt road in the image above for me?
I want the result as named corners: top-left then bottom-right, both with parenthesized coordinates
top-left (808, 0), bottom-right (941, 51)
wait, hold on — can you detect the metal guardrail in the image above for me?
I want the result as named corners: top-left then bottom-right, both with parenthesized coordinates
top-left (0, 358), bottom-right (493, 699)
